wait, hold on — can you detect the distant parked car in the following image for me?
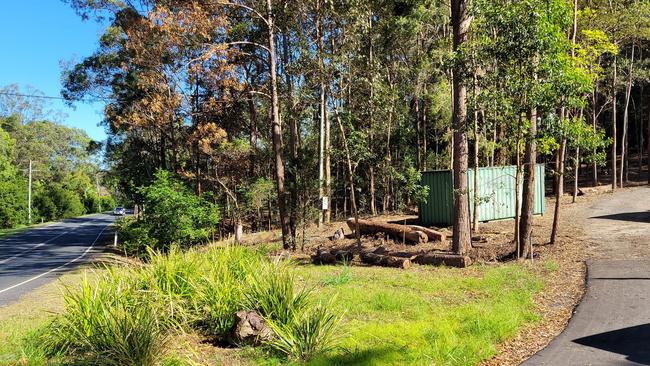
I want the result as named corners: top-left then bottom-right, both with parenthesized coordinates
top-left (113, 207), bottom-right (126, 216)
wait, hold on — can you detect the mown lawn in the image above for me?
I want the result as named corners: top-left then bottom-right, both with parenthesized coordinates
top-left (0, 262), bottom-right (544, 366)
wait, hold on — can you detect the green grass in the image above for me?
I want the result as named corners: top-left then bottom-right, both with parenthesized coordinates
top-left (0, 226), bottom-right (29, 239)
top-left (295, 263), bottom-right (543, 366)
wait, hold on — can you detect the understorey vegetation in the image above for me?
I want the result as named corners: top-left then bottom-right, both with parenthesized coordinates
top-left (116, 170), bottom-right (221, 256)
top-left (36, 246), bottom-right (341, 365)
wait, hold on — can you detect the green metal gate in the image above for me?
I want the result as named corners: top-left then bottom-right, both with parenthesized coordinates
top-left (419, 165), bottom-right (545, 227)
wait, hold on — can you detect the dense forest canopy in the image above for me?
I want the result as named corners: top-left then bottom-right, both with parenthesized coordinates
top-left (22, 0), bottom-right (650, 249)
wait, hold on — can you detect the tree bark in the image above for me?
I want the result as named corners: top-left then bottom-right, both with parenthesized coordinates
top-left (592, 89), bottom-right (599, 186)
top-left (620, 46), bottom-right (634, 188)
top-left (550, 137), bottom-right (567, 244)
top-left (472, 70), bottom-right (480, 232)
top-left (335, 102), bottom-right (361, 248)
top-left (451, 0), bottom-right (472, 255)
top-left (612, 56), bottom-right (618, 191)
top-left (266, 0), bottom-right (291, 249)
top-left (573, 146), bottom-right (580, 203)
top-left (519, 108), bottom-right (537, 258)
top-left (282, 32), bottom-right (299, 243)
top-left (346, 218), bottom-right (428, 244)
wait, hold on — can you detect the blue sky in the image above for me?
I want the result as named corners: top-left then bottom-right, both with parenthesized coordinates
top-left (0, 1), bottom-right (108, 141)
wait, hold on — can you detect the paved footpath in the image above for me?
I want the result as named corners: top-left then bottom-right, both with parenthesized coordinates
top-left (523, 186), bottom-right (650, 366)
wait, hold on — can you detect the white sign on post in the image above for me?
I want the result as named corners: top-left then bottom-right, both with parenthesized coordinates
top-left (322, 196), bottom-right (329, 210)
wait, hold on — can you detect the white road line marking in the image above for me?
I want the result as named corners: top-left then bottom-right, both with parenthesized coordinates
top-left (0, 224), bottom-right (111, 295)
top-left (0, 232), bottom-right (69, 265)
top-left (0, 216), bottom-right (106, 266)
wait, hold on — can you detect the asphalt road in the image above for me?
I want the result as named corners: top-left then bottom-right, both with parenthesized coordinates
top-left (523, 186), bottom-right (650, 366)
top-left (0, 214), bottom-right (116, 306)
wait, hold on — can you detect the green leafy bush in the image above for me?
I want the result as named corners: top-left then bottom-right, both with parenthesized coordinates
top-left (33, 183), bottom-right (85, 221)
top-left (117, 170), bottom-right (220, 256)
top-left (141, 170), bottom-right (220, 248)
top-left (115, 217), bottom-right (158, 257)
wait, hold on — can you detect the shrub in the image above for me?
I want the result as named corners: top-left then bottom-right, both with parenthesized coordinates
top-left (34, 183), bottom-right (85, 221)
top-left (139, 170), bottom-right (220, 251)
top-left (114, 217), bottom-right (158, 257)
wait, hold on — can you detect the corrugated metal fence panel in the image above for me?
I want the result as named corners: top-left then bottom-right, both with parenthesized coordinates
top-left (419, 170), bottom-right (453, 227)
top-left (469, 165), bottom-right (519, 222)
top-left (420, 164), bottom-right (545, 226)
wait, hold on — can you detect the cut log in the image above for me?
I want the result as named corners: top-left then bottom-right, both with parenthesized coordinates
top-left (312, 248), bottom-right (354, 265)
top-left (312, 248), bottom-right (337, 265)
top-left (413, 254), bottom-right (472, 268)
top-left (346, 218), bottom-right (428, 244)
top-left (360, 252), bottom-right (412, 269)
top-left (334, 250), bottom-right (353, 263)
top-left (407, 225), bottom-right (447, 242)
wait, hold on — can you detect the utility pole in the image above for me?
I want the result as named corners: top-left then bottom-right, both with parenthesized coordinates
top-left (28, 160), bottom-right (32, 225)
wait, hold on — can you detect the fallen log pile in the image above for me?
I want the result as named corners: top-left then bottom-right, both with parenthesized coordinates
top-left (346, 218), bottom-right (446, 244)
top-left (311, 246), bottom-right (471, 268)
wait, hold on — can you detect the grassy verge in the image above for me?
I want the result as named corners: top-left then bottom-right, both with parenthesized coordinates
top-left (0, 226), bottom-right (29, 239)
top-left (0, 267), bottom-right (102, 365)
top-left (0, 257), bottom-right (545, 366)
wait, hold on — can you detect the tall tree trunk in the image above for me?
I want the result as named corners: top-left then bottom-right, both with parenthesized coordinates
top-left (324, 106), bottom-right (331, 223)
top-left (592, 89), bottom-right (599, 186)
top-left (573, 146), bottom-right (580, 203)
top-left (383, 76), bottom-right (394, 213)
top-left (368, 13), bottom-right (377, 216)
top-left (514, 118), bottom-right (522, 254)
top-left (550, 137), bottom-right (567, 244)
top-left (648, 90), bottom-right (650, 186)
top-left (335, 104), bottom-right (361, 247)
top-left (451, 0), bottom-right (472, 255)
top-left (282, 33), bottom-right (299, 242)
top-left (316, 1), bottom-right (330, 224)
top-left (266, 0), bottom-right (291, 249)
top-left (248, 90), bottom-right (258, 177)
top-left (620, 45), bottom-right (634, 188)
top-left (472, 71), bottom-right (480, 232)
top-left (612, 56), bottom-right (618, 190)
top-left (519, 108), bottom-right (537, 258)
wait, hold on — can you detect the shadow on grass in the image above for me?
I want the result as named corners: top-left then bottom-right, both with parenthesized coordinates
top-left (311, 346), bottom-right (403, 366)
